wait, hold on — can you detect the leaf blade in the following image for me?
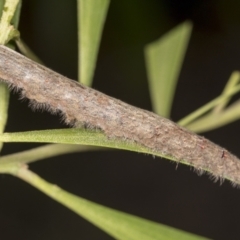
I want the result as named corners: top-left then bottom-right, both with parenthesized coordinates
top-left (0, 0), bottom-right (22, 151)
top-left (13, 168), bottom-right (208, 240)
top-left (186, 99), bottom-right (240, 133)
top-left (145, 21), bottom-right (192, 117)
top-left (77, 0), bottom-right (110, 86)
top-left (0, 143), bottom-right (99, 165)
top-left (0, 83), bottom-right (9, 151)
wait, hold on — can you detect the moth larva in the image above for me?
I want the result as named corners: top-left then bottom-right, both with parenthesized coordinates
top-left (0, 45), bottom-right (240, 186)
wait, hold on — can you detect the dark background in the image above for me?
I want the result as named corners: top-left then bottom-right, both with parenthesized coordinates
top-left (1, 0), bottom-right (240, 239)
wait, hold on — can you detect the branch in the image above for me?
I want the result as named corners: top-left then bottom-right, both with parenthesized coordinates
top-left (0, 45), bottom-right (240, 185)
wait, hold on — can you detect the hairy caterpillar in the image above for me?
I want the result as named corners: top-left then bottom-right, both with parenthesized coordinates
top-left (0, 45), bottom-right (240, 186)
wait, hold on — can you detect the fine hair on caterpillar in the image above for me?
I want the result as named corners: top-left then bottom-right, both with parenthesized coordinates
top-left (1, 44), bottom-right (240, 187)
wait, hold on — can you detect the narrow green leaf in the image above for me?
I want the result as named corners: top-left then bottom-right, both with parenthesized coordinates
top-left (14, 168), bottom-right (207, 240)
top-left (178, 84), bottom-right (240, 127)
top-left (15, 39), bottom-right (44, 64)
top-left (77, 0), bottom-right (110, 86)
top-left (11, 0), bottom-right (22, 29)
top-left (0, 83), bottom-right (9, 133)
top-left (145, 21), bottom-right (192, 118)
top-left (0, 143), bottom-right (100, 165)
top-left (0, 83), bottom-right (9, 151)
top-left (181, 72), bottom-right (240, 133)
top-left (0, 0), bottom-right (20, 44)
top-left (0, 0), bottom-right (22, 151)
top-left (212, 71), bottom-right (240, 113)
top-left (186, 99), bottom-right (240, 133)
top-left (0, 1), bottom-right (4, 17)
top-left (0, 128), bottom-right (159, 157)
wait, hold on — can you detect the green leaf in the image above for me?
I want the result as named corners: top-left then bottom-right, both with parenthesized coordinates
top-left (12, 0), bottom-right (22, 29)
top-left (186, 99), bottom-right (240, 133)
top-left (180, 72), bottom-right (240, 133)
top-left (0, 0), bottom-right (22, 151)
top-left (0, 143), bottom-right (99, 165)
top-left (0, 0), bottom-right (21, 44)
top-left (145, 21), bottom-right (192, 118)
top-left (0, 83), bottom-right (9, 151)
top-left (212, 71), bottom-right (240, 113)
top-left (0, 128), bottom-right (157, 156)
top-left (178, 83), bottom-right (240, 127)
top-left (15, 39), bottom-right (44, 64)
top-left (77, 0), bottom-right (110, 86)
top-left (12, 168), bottom-right (207, 240)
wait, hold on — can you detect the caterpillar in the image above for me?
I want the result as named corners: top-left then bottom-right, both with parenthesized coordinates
top-left (0, 45), bottom-right (240, 186)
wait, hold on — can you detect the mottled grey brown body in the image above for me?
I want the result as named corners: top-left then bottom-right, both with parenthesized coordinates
top-left (0, 45), bottom-right (240, 185)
